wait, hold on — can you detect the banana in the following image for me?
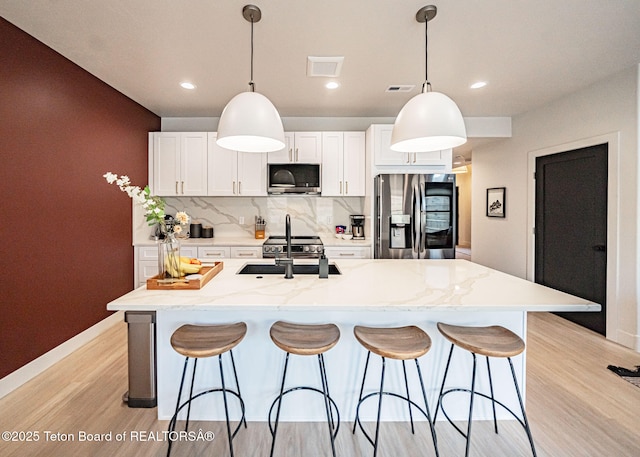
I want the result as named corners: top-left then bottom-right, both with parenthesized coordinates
top-left (180, 262), bottom-right (202, 274)
top-left (164, 257), bottom-right (183, 277)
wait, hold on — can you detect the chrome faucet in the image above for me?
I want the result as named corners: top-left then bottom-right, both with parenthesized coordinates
top-left (275, 213), bottom-right (294, 279)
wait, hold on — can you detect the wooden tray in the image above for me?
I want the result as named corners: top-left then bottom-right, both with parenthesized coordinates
top-left (146, 262), bottom-right (223, 290)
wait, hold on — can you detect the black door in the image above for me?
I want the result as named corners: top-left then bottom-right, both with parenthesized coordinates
top-left (535, 144), bottom-right (607, 335)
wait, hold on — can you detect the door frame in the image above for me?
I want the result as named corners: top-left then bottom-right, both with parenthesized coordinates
top-left (526, 132), bottom-right (620, 339)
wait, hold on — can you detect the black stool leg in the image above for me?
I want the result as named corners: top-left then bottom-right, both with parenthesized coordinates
top-left (353, 351), bottom-right (371, 433)
top-left (219, 353), bottom-right (235, 457)
top-left (228, 349), bottom-right (247, 429)
top-left (414, 358), bottom-right (440, 457)
top-left (318, 354), bottom-right (337, 457)
top-left (167, 357), bottom-right (190, 457)
top-left (465, 353), bottom-right (478, 457)
top-left (372, 356), bottom-right (386, 457)
top-left (435, 343), bottom-right (455, 422)
top-left (402, 360), bottom-right (415, 434)
top-left (486, 356), bottom-right (498, 434)
top-left (269, 352), bottom-right (290, 457)
top-left (185, 358), bottom-right (198, 431)
top-left (508, 357), bottom-right (537, 457)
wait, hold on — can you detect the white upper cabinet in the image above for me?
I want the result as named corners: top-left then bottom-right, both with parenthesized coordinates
top-left (369, 124), bottom-right (452, 171)
top-left (151, 132), bottom-right (208, 196)
top-left (207, 133), bottom-right (267, 196)
top-left (322, 132), bottom-right (365, 196)
top-left (268, 132), bottom-right (322, 164)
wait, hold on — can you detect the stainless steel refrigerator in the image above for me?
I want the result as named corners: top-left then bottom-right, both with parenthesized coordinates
top-left (374, 174), bottom-right (457, 259)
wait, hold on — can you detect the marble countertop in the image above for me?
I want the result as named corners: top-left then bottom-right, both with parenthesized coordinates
top-left (107, 259), bottom-right (599, 313)
top-left (134, 235), bottom-right (372, 247)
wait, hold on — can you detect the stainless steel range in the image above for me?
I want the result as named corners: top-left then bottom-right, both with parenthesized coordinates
top-left (262, 235), bottom-right (324, 258)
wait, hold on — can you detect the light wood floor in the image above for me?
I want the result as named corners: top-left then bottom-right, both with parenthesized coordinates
top-left (1, 313), bottom-right (638, 456)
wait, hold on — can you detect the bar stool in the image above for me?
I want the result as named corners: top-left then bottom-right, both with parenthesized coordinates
top-left (435, 322), bottom-right (537, 457)
top-left (268, 321), bottom-right (341, 457)
top-left (352, 325), bottom-right (439, 457)
top-left (167, 322), bottom-right (247, 457)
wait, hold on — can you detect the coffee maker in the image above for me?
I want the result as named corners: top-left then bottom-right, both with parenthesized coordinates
top-left (350, 215), bottom-right (365, 239)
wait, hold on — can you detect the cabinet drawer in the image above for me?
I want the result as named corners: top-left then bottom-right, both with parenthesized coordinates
top-left (230, 247), bottom-right (262, 259)
top-left (138, 245), bottom-right (198, 260)
top-left (198, 246), bottom-right (231, 259)
top-left (324, 247), bottom-right (371, 259)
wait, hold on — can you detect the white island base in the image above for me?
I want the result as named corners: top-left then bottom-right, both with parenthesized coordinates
top-left (107, 259), bottom-right (598, 424)
top-left (157, 309), bottom-right (527, 423)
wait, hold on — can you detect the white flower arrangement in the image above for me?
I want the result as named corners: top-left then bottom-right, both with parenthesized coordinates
top-left (103, 172), bottom-right (189, 236)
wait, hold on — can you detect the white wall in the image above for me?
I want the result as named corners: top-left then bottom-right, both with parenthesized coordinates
top-left (455, 166), bottom-right (472, 248)
top-left (472, 65), bottom-right (639, 349)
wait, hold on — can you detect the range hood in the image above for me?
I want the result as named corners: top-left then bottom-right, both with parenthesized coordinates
top-left (268, 163), bottom-right (321, 195)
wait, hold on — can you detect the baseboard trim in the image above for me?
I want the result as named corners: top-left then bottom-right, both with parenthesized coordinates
top-left (615, 328), bottom-right (640, 352)
top-left (0, 311), bottom-right (124, 399)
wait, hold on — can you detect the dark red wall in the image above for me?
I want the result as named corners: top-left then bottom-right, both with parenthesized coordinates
top-left (0, 17), bottom-right (160, 379)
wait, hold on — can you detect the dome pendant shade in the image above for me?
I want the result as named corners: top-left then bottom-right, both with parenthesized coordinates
top-left (216, 91), bottom-right (285, 153)
top-left (391, 91), bottom-right (467, 152)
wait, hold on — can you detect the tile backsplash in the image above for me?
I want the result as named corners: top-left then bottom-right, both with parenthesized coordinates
top-left (133, 196), bottom-right (364, 243)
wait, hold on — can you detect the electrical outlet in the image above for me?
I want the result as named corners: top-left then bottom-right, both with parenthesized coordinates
top-left (239, 216), bottom-right (245, 225)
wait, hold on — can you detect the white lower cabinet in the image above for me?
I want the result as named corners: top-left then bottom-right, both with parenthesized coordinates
top-left (323, 246), bottom-right (371, 259)
top-left (135, 244), bottom-right (262, 287)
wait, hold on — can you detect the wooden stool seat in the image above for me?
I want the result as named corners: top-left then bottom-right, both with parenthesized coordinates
top-left (354, 325), bottom-right (432, 360)
top-left (170, 322), bottom-right (247, 358)
top-left (437, 322), bottom-right (525, 358)
top-left (270, 321), bottom-right (340, 356)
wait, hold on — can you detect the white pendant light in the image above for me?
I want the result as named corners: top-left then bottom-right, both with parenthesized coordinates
top-left (391, 5), bottom-right (467, 153)
top-left (217, 5), bottom-right (285, 153)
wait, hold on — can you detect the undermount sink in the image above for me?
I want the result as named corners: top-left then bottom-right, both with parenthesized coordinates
top-left (237, 263), bottom-right (341, 276)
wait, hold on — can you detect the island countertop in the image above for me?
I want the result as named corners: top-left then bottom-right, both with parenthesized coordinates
top-left (107, 259), bottom-right (599, 313)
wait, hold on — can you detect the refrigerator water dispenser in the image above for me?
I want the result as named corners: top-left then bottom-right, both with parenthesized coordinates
top-left (390, 214), bottom-right (411, 248)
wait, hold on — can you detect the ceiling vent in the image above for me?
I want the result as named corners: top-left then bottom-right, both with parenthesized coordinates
top-left (386, 85), bottom-right (415, 93)
top-left (307, 56), bottom-right (344, 77)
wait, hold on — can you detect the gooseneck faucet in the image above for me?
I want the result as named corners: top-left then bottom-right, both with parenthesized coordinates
top-left (276, 213), bottom-right (294, 279)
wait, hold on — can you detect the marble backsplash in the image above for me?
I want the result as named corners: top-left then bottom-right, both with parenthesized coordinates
top-left (133, 196), bottom-right (365, 243)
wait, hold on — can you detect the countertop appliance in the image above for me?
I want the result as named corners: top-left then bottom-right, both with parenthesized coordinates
top-left (262, 235), bottom-right (324, 258)
top-left (268, 163), bottom-right (321, 195)
top-left (350, 215), bottom-right (365, 239)
top-left (374, 174), bottom-right (456, 259)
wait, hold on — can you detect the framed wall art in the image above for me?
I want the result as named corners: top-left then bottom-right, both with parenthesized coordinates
top-left (486, 187), bottom-right (506, 218)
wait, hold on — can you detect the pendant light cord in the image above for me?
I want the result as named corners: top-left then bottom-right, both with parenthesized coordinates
top-left (249, 15), bottom-right (255, 92)
top-left (423, 16), bottom-right (431, 94)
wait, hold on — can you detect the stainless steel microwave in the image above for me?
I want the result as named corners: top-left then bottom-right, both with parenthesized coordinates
top-left (267, 163), bottom-right (321, 195)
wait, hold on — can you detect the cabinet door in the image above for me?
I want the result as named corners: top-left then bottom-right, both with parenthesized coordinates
top-left (180, 133), bottom-right (208, 195)
top-left (267, 132), bottom-right (294, 163)
top-left (294, 132), bottom-right (322, 163)
top-left (343, 132), bottom-right (365, 196)
top-left (153, 133), bottom-right (181, 195)
top-left (373, 125), bottom-right (408, 166)
top-left (208, 133), bottom-right (239, 196)
top-left (237, 152), bottom-right (267, 196)
top-left (321, 132), bottom-right (344, 196)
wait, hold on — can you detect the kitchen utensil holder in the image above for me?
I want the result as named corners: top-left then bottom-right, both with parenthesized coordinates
top-left (255, 223), bottom-right (266, 239)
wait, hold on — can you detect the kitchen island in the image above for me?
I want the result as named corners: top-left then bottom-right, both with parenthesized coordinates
top-left (107, 259), bottom-right (598, 423)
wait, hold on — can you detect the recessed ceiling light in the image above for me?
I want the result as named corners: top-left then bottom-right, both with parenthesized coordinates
top-left (470, 81), bottom-right (487, 89)
top-left (180, 82), bottom-right (196, 90)
top-left (325, 81), bottom-right (340, 89)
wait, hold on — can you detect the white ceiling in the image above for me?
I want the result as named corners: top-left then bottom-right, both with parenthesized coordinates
top-left (2, 1), bottom-right (640, 127)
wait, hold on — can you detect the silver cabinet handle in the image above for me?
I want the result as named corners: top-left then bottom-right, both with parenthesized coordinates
top-left (345, 181), bottom-right (349, 195)
top-left (412, 153), bottom-right (417, 163)
top-left (233, 181), bottom-right (236, 194)
top-left (237, 252), bottom-right (255, 257)
top-left (175, 181), bottom-right (179, 193)
top-left (339, 181), bottom-right (342, 194)
top-left (406, 154), bottom-right (410, 164)
top-left (238, 181), bottom-right (242, 194)
top-left (295, 148), bottom-right (299, 162)
top-left (182, 181), bottom-right (185, 194)
top-left (289, 148), bottom-right (293, 162)
top-left (339, 252), bottom-right (355, 256)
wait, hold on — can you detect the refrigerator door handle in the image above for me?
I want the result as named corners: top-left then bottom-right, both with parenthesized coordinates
top-left (413, 180), bottom-right (421, 256)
